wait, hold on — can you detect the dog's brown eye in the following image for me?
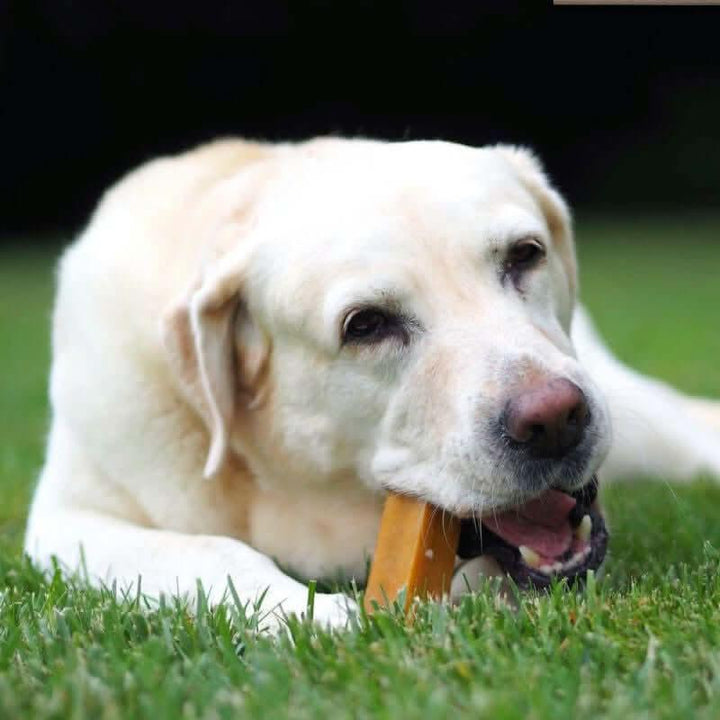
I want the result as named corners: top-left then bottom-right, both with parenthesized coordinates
top-left (344, 309), bottom-right (388, 342)
top-left (505, 238), bottom-right (546, 284)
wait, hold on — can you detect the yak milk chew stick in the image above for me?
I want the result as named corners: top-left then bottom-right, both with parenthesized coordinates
top-left (364, 493), bottom-right (461, 613)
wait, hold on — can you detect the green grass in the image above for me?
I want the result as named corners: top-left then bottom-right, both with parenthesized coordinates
top-left (2, 217), bottom-right (720, 719)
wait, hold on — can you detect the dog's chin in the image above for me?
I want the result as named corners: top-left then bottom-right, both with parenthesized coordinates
top-left (456, 475), bottom-right (608, 590)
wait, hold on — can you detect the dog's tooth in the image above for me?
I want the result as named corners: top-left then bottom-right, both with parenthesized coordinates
top-left (519, 545), bottom-right (542, 568)
top-left (539, 564), bottom-right (553, 575)
top-left (576, 514), bottom-right (592, 542)
top-left (564, 545), bottom-right (592, 572)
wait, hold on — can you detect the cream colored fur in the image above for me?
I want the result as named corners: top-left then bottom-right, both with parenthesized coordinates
top-left (25, 138), bottom-right (720, 630)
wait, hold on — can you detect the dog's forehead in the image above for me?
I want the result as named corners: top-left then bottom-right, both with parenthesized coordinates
top-left (255, 141), bottom-right (547, 264)
top-left (245, 142), bottom-right (556, 332)
top-left (281, 140), bottom-right (531, 210)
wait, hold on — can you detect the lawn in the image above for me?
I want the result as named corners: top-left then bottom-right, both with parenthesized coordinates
top-left (2, 216), bottom-right (720, 719)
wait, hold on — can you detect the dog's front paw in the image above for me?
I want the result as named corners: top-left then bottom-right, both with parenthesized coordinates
top-left (451, 556), bottom-right (517, 608)
top-left (257, 589), bottom-right (356, 635)
top-left (309, 591), bottom-right (357, 630)
top-left (450, 555), bottom-right (505, 598)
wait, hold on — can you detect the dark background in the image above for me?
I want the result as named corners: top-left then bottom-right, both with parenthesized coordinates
top-left (2, 1), bottom-right (719, 239)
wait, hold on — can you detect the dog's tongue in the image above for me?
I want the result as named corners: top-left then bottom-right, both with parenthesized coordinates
top-left (483, 489), bottom-right (576, 558)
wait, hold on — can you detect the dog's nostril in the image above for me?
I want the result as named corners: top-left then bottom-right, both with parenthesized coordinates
top-left (504, 379), bottom-right (589, 459)
top-left (529, 424), bottom-right (544, 441)
top-left (567, 402), bottom-right (588, 428)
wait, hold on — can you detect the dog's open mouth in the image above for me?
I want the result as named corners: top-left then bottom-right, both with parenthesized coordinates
top-left (457, 477), bottom-right (608, 589)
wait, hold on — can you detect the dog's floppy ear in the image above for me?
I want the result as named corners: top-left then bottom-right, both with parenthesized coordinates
top-left (493, 145), bottom-right (577, 302)
top-left (162, 246), bottom-right (269, 479)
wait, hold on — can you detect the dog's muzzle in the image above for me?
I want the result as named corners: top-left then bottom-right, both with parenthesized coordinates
top-left (457, 476), bottom-right (608, 589)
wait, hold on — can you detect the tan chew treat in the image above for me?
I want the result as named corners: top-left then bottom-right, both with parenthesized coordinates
top-left (364, 493), bottom-right (461, 613)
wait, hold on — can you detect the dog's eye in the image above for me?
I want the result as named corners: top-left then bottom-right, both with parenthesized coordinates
top-left (343, 309), bottom-right (388, 342)
top-left (504, 238), bottom-right (546, 284)
top-left (342, 308), bottom-right (407, 345)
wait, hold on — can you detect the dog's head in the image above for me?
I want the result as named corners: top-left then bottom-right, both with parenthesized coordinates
top-left (164, 139), bottom-right (611, 585)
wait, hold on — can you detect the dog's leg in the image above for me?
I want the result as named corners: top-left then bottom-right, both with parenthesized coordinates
top-left (572, 306), bottom-right (720, 482)
top-left (24, 426), bottom-right (354, 633)
top-left (26, 508), bottom-right (353, 632)
top-left (684, 397), bottom-right (720, 435)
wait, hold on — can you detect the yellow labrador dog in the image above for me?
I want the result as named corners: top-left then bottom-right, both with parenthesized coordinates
top-left (25, 138), bottom-right (720, 629)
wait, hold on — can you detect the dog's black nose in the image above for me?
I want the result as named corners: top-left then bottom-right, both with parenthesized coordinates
top-left (503, 378), bottom-right (589, 459)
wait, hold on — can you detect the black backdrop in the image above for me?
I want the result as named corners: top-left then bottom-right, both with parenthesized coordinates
top-left (2, 1), bottom-right (720, 237)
